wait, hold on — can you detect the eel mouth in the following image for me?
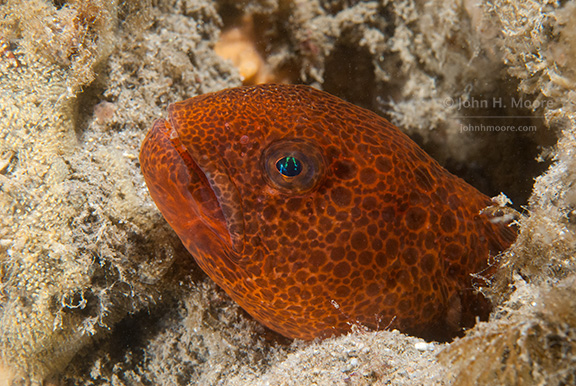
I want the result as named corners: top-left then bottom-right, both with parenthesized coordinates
top-left (166, 122), bottom-right (245, 254)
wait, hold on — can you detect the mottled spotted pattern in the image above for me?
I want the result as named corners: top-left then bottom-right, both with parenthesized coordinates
top-left (140, 84), bottom-right (516, 341)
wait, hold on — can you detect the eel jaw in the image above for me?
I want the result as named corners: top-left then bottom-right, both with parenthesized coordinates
top-left (140, 118), bottom-right (245, 260)
top-left (166, 121), bottom-right (246, 255)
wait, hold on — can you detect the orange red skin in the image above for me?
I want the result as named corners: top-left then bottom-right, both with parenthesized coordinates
top-left (139, 84), bottom-right (516, 341)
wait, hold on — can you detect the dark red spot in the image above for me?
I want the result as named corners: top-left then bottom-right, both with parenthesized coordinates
top-left (336, 285), bottom-right (351, 297)
top-left (330, 246), bottom-right (346, 261)
top-left (375, 252), bottom-right (387, 267)
top-left (424, 231), bottom-right (436, 249)
top-left (447, 263), bottom-right (463, 277)
top-left (333, 160), bottom-right (357, 180)
top-left (401, 247), bottom-right (418, 265)
top-left (366, 282), bottom-right (380, 296)
top-left (359, 168), bottom-right (377, 185)
top-left (262, 205), bottom-right (277, 221)
top-left (351, 231), bottom-right (368, 250)
top-left (363, 269), bottom-right (375, 280)
top-left (246, 264), bottom-right (262, 276)
top-left (295, 270), bottom-right (307, 282)
top-left (381, 206), bottom-right (395, 222)
top-left (338, 231), bottom-right (351, 243)
top-left (362, 196), bottom-right (378, 210)
top-left (359, 251), bottom-right (372, 265)
top-left (367, 224), bottom-right (377, 236)
top-left (385, 238), bottom-right (399, 256)
top-left (404, 207), bottom-right (428, 230)
top-left (307, 229), bottom-right (318, 239)
top-left (330, 186), bottom-right (352, 207)
top-left (327, 205), bottom-right (336, 216)
top-left (286, 197), bottom-right (303, 211)
top-left (285, 222), bottom-right (300, 238)
top-left (309, 250), bottom-right (327, 267)
top-left (440, 211), bottom-right (457, 233)
top-left (319, 216), bottom-right (334, 232)
top-left (288, 286), bottom-right (301, 297)
top-left (345, 250), bottom-right (357, 262)
top-left (326, 232), bottom-right (337, 243)
top-left (421, 253), bottom-right (436, 273)
top-left (375, 155), bottom-right (392, 173)
top-left (419, 276), bottom-right (431, 292)
top-left (334, 262), bottom-right (351, 278)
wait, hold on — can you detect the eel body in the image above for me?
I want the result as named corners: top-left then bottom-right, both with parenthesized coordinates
top-left (140, 84), bottom-right (516, 341)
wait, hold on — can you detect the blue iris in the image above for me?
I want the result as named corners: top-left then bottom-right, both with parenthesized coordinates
top-left (276, 156), bottom-right (302, 177)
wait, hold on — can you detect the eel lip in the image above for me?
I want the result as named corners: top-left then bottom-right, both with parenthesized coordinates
top-left (167, 123), bottom-right (246, 255)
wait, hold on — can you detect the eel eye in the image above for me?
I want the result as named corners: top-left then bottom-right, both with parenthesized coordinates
top-left (262, 140), bottom-right (325, 194)
top-left (276, 156), bottom-right (302, 177)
